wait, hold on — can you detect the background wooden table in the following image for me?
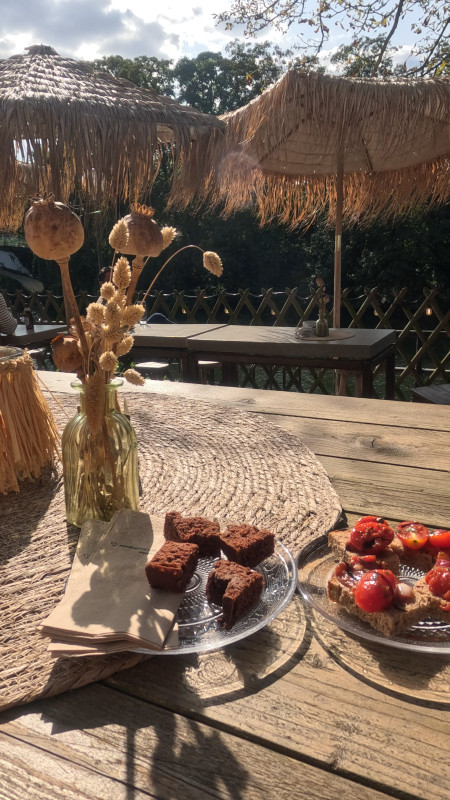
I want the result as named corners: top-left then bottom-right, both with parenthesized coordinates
top-left (0, 377), bottom-right (448, 800)
top-left (131, 323), bottom-right (228, 380)
top-left (184, 326), bottom-right (396, 398)
top-left (1, 323), bottom-right (67, 347)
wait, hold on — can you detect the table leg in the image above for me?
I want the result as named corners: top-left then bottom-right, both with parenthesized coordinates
top-left (181, 352), bottom-right (200, 383)
top-left (385, 351), bottom-right (396, 400)
top-left (361, 362), bottom-right (374, 398)
top-left (221, 361), bottom-right (239, 386)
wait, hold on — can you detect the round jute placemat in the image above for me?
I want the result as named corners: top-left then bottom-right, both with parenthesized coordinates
top-left (0, 390), bottom-right (342, 712)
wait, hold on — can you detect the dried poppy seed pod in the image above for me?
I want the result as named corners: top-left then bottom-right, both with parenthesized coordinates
top-left (119, 204), bottom-right (163, 258)
top-left (24, 198), bottom-right (89, 368)
top-left (51, 334), bottom-right (83, 373)
top-left (24, 197), bottom-right (84, 261)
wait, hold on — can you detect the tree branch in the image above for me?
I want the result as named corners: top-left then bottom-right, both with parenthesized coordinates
top-left (371, 0), bottom-right (405, 76)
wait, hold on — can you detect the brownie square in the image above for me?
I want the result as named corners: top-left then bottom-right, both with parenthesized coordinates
top-left (220, 524), bottom-right (275, 567)
top-left (164, 511), bottom-right (221, 556)
top-left (206, 560), bottom-right (265, 629)
top-left (145, 541), bottom-right (199, 593)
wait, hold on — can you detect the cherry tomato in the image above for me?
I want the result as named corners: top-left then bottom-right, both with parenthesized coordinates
top-left (395, 521), bottom-right (429, 550)
top-left (349, 521), bottom-right (394, 554)
top-left (427, 530), bottom-right (450, 550)
top-left (434, 550), bottom-right (450, 569)
top-left (355, 515), bottom-right (388, 526)
top-left (334, 562), bottom-right (357, 590)
top-left (354, 570), bottom-right (397, 613)
top-left (425, 566), bottom-right (450, 599)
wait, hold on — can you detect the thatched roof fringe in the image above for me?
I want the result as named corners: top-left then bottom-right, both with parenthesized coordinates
top-left (172, 150), bottom-right (450, 230)
top-left (170, 69), bottom-right (450, 228)
top-left (0, 45), bottom-right (224, 232)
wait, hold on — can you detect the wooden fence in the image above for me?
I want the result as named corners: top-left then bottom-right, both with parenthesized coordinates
top-left (3, 286), bottom-right (449, 399)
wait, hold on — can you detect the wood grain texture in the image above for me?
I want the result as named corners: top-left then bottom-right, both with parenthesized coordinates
top-left (38, 372), bottom-right (450, 433)
top-left (106, 611), bottom-right (450, 800)
top-left (28, 372), bottom-right (450, 800)
top-left (319, 455), bottom-right (450, 525)
top-left (267, 415), bottom-right (450, 472)
top-left (0, 685), bottom-right (393, 800)
top-left (142, 380), bottom-right (450, 432)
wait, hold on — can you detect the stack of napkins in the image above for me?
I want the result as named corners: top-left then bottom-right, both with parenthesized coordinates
top-left (41, 510), bottom-right (181, 657)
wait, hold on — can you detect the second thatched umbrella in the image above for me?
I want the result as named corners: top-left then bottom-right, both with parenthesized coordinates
top-left (176, 69), bottom-right (450, 326)
top-left (0, 44), bottom-right (224, 231)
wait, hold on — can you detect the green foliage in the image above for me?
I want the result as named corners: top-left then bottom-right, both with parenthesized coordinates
top-left (330, 36), bottom-right (395, 77)
top-left (173, 40), bottom-right (302, 114)
top-left (91, 40), bottom-right (298, 115)
top-left (215, 1), bottom-right (450, 77)
top-left (302, 206), bottom-right (450, 302)
top-left (91, 54), bottom-right (175, 95)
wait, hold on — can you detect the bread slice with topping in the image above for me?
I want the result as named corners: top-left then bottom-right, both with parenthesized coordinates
top-left (389, 537), bottom-right (435, 572)
top-left (328, 528), bottom-right (400, 574)
top-left (327, 564), bottom-right (440, 637)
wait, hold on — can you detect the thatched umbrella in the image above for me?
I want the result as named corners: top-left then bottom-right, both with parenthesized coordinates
top-left (176, 69), bottom-right (450, 326)
top-left (0, 44), bottom-right (224, 231)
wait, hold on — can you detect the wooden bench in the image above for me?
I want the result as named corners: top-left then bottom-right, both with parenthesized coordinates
top-left (134, 361), bottom-right (170, 380)
top-left (411, 384), bottom-right (450, 404)
top-left (198, 360), bottom-right (221, 385)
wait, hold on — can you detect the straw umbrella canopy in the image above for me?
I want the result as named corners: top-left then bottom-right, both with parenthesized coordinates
top-left (177, 69), bottom-right (450, 326)
top-left (0, 44), bottom-right (224, 231)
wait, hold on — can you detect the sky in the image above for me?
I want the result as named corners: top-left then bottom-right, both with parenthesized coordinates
top-left (0, 0), bottom-right (243, 62)
top-left (0, 0), bottom-right (417, 66)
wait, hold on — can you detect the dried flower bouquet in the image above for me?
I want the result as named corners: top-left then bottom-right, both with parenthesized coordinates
top-left (24, 197), bottom-right (223, 524)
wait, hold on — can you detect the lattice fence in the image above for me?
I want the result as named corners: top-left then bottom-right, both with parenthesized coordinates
top-left (3, 287), bottom-right (449, 399)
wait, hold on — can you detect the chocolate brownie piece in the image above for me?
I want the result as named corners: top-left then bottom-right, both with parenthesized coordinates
top-left (164, 511), bottom-right (221, 557)
top-left (206, 560), bottom-right (265, 629)
top-left (145, 541), bottom-right (199, 593)
top-left (219, 524), bottom-right (275, 567)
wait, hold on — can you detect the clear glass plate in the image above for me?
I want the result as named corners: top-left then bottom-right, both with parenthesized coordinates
top-left (134, 540), bottom-right (297, 656)
top-left (297, 535), bottom-right (450, 654)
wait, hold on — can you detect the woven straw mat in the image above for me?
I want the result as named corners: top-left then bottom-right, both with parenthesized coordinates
top-left (0, 390), bottom-right (342, 712)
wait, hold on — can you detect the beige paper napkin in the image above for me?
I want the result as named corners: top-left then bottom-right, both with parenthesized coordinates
top-left (47, 623), bottom-right (180, 657)
top-left (41, 510), bottom-right (182, 651)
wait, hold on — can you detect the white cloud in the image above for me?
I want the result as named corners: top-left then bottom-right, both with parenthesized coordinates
top-left (0, 0), bottom-right (423, 68)
top-left (0, 0), bottom-right (236, 61)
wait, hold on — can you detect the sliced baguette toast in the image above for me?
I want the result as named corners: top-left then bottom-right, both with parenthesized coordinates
top-left (327, 567), bottom-right (440, 637)
top-left (328, 528), bottom-right (400, 574)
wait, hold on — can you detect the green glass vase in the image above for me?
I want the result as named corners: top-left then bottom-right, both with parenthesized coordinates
top-left (315, 315), bottom-right (329, 337)
top-left (61, 379), bottom-right (139, 527)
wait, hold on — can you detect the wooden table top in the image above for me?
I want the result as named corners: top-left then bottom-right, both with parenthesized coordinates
top-left (0, 323), bottom-right (67, 346)
top-left (1, 375), bottom-right (449, 800)
top-left (186, 325), bottom-right (396, 359)
top-left (132, 322), bottom-right (228, 348)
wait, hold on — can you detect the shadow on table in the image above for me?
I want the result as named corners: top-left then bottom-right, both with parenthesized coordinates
top-left (0, 599), bottom-right (312, 799)
top-left (0, 467), bottom-right (62, 565)
top-left (3, 680), bottom-right (250, 800)
top-left (308, 605), bottom-right (450, 709)
top-left (107, 593), bottom-right (312, 709)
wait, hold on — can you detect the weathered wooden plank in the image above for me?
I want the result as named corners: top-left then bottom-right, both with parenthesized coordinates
top-left (0, 725), bottom-right (150, 799)
top-left (318, 455), bottom-right (450, 525)
top-left (139, 380), bottom-right (450, 433)
top-left (106, 603), bottom-right (450, 800)
top-left (0, 685), bottom-right (393, 800)
top-left (38, 374), bottom-right (450, 433)
top-left (267, 415), bottom-right (450, 472)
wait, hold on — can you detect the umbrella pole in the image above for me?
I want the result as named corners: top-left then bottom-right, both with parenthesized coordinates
top-left (333, 157), bottom-right (344, 329)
